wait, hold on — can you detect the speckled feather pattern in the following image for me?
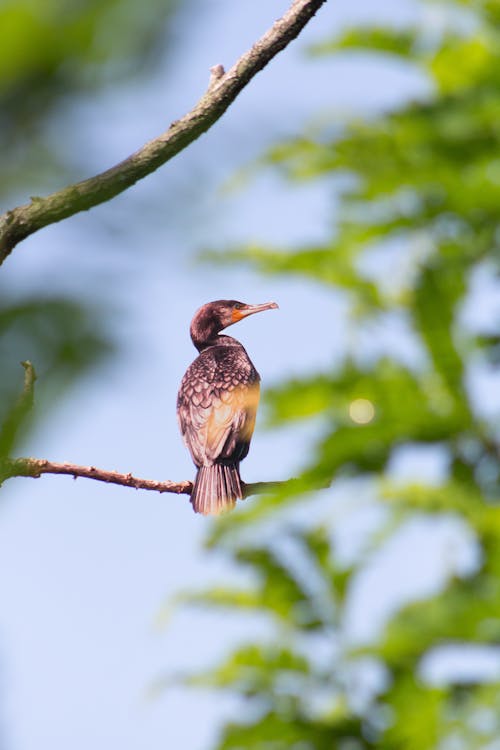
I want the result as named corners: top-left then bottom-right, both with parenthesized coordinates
top-left (177, 340), bottom-right (260, 466)
top-left (177, 337), bottom-right (260, 514)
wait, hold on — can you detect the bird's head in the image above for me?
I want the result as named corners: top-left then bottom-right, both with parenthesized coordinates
top-left (190, 299), bottom-right (279, 350)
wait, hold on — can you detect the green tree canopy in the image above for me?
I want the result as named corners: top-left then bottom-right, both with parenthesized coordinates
top-left (175, 1), bottom-right (500, 747)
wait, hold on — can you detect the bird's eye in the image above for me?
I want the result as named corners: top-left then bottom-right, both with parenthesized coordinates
top-left (234, 303), bottom-right (243, 310)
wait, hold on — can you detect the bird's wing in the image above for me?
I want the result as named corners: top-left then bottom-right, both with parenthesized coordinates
top-left (178, 380), bottom-right (260, 466)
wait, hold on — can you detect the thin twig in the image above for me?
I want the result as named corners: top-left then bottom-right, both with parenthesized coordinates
top-left (21, 361), bottom-right (37, 405)
top-left (0, 361), bottom-right (37, 457)
top-left (0, 0), bottom-right (327, 264)
top-left (0, 457), bottom-right (290, 498)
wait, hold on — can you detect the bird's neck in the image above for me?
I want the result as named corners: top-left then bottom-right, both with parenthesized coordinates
top-left (191, 332), bottom-right (240, 353)
top-left (190, 316), bottom-right (219, 351)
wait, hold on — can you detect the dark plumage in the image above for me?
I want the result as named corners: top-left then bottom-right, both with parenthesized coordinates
top-left (177, 299), bottom-right (278, 515)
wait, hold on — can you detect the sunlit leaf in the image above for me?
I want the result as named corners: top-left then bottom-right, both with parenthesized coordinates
top-left (311, 26), bottom-right (424, 59)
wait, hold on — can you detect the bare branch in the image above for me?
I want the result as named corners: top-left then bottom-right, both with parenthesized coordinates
top-left (1, 458), bottom-right (193, 494)
top-left (0, 0), bottom-right (327, 264)
top-left (0, 457), bottom-right (290, 499)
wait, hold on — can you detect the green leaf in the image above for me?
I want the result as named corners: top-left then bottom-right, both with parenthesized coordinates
top-left (218, 712), bottom-right (367, 750)
top-left (311, 26), bottom-right (424, 60)
top-left (182, 643), bottom-right (310, 696)
top-left (383, 675), bottom-right (446, 750)
top-left (234, 546), bottom-right (326, 629)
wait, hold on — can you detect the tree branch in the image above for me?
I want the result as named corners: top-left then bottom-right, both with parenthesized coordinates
top-left (0, 457), bottom-right (289, 498)
top-left (0, 0), bottom-right (327, 265)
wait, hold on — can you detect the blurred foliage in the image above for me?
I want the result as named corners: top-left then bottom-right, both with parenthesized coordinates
top-left (0, 295), bottom-right (111, 459)
top-left (0, 1), bottom-right (180, 461)
top-left (0, 0), bottom-right (180, 197)
top-left (175, 1), bottom-right (500, 748)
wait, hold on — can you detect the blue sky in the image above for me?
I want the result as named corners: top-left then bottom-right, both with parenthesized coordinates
top-left (0, 1), bottom-right (483, 749)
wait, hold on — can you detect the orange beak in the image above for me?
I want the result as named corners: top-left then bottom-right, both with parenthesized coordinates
top-left (231, 301), bottom-right (279, 323)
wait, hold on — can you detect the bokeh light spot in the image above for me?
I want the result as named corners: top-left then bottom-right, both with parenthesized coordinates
top-left (349, 398), bottom-right (375, 424)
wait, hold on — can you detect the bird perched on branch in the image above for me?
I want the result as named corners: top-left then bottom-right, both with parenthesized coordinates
top-left (177, 299), bottom-right (278, 515)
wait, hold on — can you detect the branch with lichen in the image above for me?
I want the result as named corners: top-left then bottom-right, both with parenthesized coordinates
top-left (0, 0), bottom-right (327, 265)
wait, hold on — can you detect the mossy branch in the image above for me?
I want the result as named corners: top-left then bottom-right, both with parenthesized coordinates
top-left (0, 0), bottom-right (327, 265)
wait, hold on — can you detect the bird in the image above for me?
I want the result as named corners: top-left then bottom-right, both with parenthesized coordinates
top-left (177, 299), bottom-right (278, 515)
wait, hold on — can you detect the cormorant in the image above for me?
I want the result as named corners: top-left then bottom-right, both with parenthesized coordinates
top-left (177, 299), bottom-right (278, 515)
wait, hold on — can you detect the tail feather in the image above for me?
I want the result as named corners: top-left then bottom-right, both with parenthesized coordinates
top-left (190, 464), bottom-right (243, 515)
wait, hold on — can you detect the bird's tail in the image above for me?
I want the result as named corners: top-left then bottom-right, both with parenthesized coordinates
top-left (190, 464), bottom-right (243, 515)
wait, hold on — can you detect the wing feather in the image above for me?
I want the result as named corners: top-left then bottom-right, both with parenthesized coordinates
top-left (177, 345), bottom-right (260, 467)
